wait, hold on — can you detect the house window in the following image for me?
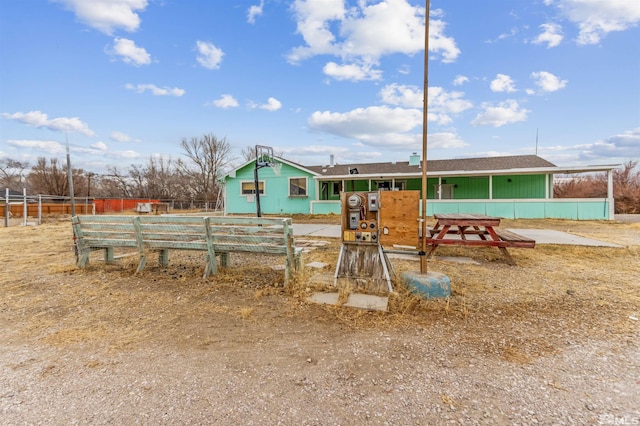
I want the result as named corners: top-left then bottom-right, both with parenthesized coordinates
top-left (434, 184), bottom-right (454, 199)
top-left (289, 177), bottom-right (307, 197)
top-left (375, 180), bottom-right (406, 191)
top-left (241, 181), bottom-right (264, 195)
top-left (332, 182), bottom-right (342, 195)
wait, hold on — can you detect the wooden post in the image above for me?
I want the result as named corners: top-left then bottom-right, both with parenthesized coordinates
top-left (420, 0), bottom-right (431, 274)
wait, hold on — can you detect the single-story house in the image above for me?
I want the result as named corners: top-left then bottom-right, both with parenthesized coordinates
top-left (223, 154), bottom-right (619, 220)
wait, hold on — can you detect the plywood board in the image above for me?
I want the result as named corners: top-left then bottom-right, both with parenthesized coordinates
top-left (379, 191), bottom-right (420, 248)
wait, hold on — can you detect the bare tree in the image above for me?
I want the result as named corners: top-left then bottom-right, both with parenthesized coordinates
top-left (101, 166), bottom-right (133, 198)
top-left (0, 158), bottom-right (30, 189)
top-left (146, 155), bottom-right (179, 199)
top-left (554, 160), bottom-right (640, 214)
top-left (124, 155), bottom-right (179, 199)
top-left (598, 160), bottom-right (640, 214)
top-left (241, 145), bottom-right (256, 162)
top-left (179, 134), bottom-right (232, 201)
top-left (27, 157), bottom-right (84, 196)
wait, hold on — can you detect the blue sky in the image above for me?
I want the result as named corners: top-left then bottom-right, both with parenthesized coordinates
top-left (1, 0), bottom-right (639, 174)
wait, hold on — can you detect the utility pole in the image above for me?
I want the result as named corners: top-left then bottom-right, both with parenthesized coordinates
top-left (420, 0), bottom-right (431, 274)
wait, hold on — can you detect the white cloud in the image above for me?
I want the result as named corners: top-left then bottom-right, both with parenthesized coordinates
top-left (308, 105), bottom-right (423, 147)
top-left (1, 111), bottom-right (94, 136)
top-left (533, 23), bottom-right (564, 48)
top-left (549, 0), bottom-right (640, 45)
top-left (323, 62), bottom-right (382, 81)
top-left (490, 74), bottom-right (517, 93)
top-left (196, 41), bottom-right (224, 70)
top-left (53, 0), bottom-right (148, 35)
top-left (428, 87), bottom-right (473, 125)
top-left (282, 144), bottom-right (351, 157)
top-left (484, 26), bottom-right (523, 44)
top-left (397, 64), bottom-right (411, 75)
top-left (287, 0), bottom-right (345, 62)
top-left (108, 37), bottom-right (151, 66)
top-left (378, 84), bottom-right (472, 126)
top-left (453, 75), bottom-right (469, 86)
top-left (471, 100), bottom-right (529, 127)
top-left (530, 71), bottom-right (567, 92)
top-left (539, 128), bottom-right (640, 163)
top-left (110, 131), bottom-right (139, 142)
top-left (247, 0), bottom-right (264, 24)
top-left (585, 128), bottom-right (640, 159)
top-left (210, 94), bottom-right (239, 109)
top-left (259, 97), bottom-right (282, 112)
top-left (288, 0), bottom-right (460, 81)
top-left (111, 150), bottom-right (141, 160)
top-left (426, 17), bottom-right (461, 63)
top-left (91, 141), bottom-right (108, 150)
top-left (379, 84), bottom-right (423, 108)
top-left (426, 132), bottom-right (469, 150)
top-left (125, 83), bottom-right (185, 96)
top-left (6, 139), bottom-right (65, 155)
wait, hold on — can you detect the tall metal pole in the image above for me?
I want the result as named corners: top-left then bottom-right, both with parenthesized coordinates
top-left (254, 145), bottom-right (263, 217)
top-left (254, 163), bottom-right (262, 217)
top-left (66, 138), bottom-right (78, 261)
top-left (420, 0), bottom-right (430, 274)
top-left (66, 140), bottom-right (76, 217)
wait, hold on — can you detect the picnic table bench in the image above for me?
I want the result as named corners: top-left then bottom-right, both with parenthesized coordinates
top-left (71, 215), bottom-right (302, 284)
top-left (426, 213), bottom-right (535, 265)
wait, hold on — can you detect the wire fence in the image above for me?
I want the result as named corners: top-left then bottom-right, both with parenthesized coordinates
top-left (2, 189), bottom-right (224, 227)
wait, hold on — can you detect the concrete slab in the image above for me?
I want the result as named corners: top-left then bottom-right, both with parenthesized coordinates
top-left (345, 293), bottom-right (389, 311)
top-left (291, 223), bottom-right (623, 247)
top-left (508, 229), bottom-right (623, 247)
top-left (308, 292), bottom-right (340, 305)
top-left (291, 224), bottom-right (341, 238)
top-left (306, 261), bottom-right (328, 269)
top-left (307, 292), bottom-right (389, 311)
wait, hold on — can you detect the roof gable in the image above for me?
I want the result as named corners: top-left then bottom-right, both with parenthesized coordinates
top-left (224, 156), bottom-right (320, 180)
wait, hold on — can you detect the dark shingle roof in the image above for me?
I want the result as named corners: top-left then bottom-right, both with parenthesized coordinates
top-left (306, 155), bottom-right (556, 177)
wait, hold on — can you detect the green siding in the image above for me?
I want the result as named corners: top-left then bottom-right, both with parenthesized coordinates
top-left (544, 202), bottom-right (576, 219)
top-left (515, 202), bottom-right (546, 218)
top-left (310, 202), bottom-right (341, 215)
top-left (226, 164), bottom-right (610, 220)
top-left (493, 175), bottom-right (546, 199)
top-left (310, 198), bottom-right (611, 220)
top-left (458, 202), bottom-right (486, 214)
top-left (578, 202), bottom-right (610, 220)
top-left (225, 162), bottom-right (316, 214)
top-left (405, 178), bottom-right (424, 192)
top-left (426, 200), bottom-right (611, 220)
top-left (486, 202), bottom-right (518, 218)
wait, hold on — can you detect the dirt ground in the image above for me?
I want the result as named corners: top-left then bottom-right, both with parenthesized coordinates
top-left (1, 216), bottom-right (638, 425)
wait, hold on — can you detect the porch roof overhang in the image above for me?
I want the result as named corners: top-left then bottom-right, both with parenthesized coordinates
top-left (312, 164), bottom-right (620, 181)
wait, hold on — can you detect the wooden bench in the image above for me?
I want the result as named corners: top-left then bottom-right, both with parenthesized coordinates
top-left (72, 215), bottom-right (302, 284)
top-left (493, 229), bottom-right (536, 248)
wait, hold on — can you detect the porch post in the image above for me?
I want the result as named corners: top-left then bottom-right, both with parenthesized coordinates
top-left (607, 169), bottom-right (615, 220)
top-left (546, 174), bottom-right (551, 199)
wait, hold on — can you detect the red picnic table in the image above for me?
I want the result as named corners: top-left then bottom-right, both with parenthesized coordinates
top-left (426, 213), bottom-right (535, 265)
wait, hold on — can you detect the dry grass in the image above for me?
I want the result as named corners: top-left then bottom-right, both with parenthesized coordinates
top-left (1, 216), bottom-right (638, 365)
